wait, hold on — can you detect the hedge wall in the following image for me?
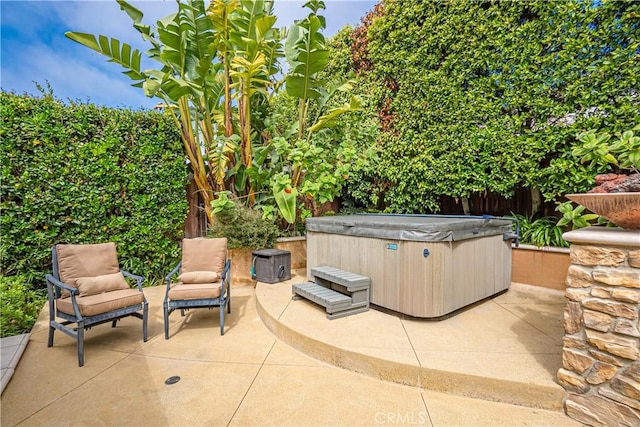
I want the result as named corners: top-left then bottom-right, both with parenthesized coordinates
top-left (1, 92), bottom-right (188, 285)
top-left (344, 0), bottom-right (639, 214)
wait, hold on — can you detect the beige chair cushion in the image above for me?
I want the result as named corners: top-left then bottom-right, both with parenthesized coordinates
top-left (56, 243), bottom-right (120, 296)
top-left (181, 238), bottom-right (227, 273)
top-left (168, 283), bottom-right (221, 300)
top-left (76, 272), bottom-right (130, 297)
top-left (57, 289), bottom-right (144, 317)
top-left (179, 271), bottom-right (219, 284)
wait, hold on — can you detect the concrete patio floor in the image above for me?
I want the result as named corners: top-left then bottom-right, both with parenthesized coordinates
top-left (1, 271), bottom-right (580, 426)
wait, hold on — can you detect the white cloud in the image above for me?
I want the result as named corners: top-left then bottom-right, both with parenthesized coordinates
top-left (3, 40), bottom-right (156, 108)
top-left (51, 1), bottom-right (177, 43)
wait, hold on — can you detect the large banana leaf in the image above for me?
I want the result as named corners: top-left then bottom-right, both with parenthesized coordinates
top-left (284, 11), bottom-right (328, 100)
top-left (209, 0), bottom-right (239, 52)
top-left (209, 134), bottom-right (239, 187)
top-left (64, 32), bottom-right (145, 83)
top-left (116, 0), bottom-right (159, 50)
top-left (230, 55), bottom-right (271, 97)
top-left (273, 185), bottom-right (298, 224)
top-left (232, 0), bottom-right (266, 44)
top-left (308, 95), bottom-right (362, 133)
top-left (263, 27), bottom-right (286, 77)
top-left (156, 1), bottom-right (215, 86)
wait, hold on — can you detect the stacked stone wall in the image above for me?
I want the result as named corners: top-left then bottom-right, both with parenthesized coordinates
top-left (559, 244), bottom-right (640, 426)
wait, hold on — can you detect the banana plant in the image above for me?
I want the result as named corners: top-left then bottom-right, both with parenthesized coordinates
top-left (66, 0), bottom-right (285, 223)
top-left (271, 0), bottom-right (362, 224)
top-left (66, 0), bottom-right (221, 224)
top-left (208, 0), bottom-right (238, 141)
top-left (231, 17), bottom-right (277, 201)
top-left (285, 0), bottom-right (330, 141)
top-left (209, 0), bottom-right (283, 205)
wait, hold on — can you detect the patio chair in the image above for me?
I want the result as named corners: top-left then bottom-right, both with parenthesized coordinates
top-left (46, 242), bottom-right (148, 367)
top-left (163, 237), bottom-right (231, 339)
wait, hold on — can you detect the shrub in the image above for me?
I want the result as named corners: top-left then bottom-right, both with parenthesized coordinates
top-left (510, 214), bottom-right (568, 248)
top-left (208, 202), bottom-right (280, 250)
top-left (0, 275), bottom-right (46, 337)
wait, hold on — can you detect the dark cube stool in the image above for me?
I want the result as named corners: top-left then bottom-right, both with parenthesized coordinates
top-left (251, 249), bottom-right (291, 283)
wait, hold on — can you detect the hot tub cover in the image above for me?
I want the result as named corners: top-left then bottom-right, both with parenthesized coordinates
top-left (305, 214), bottom-right (513, 242)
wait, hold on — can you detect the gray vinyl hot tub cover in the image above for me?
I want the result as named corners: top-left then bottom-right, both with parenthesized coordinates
top-left (305, 214), bottom-right (513, 242)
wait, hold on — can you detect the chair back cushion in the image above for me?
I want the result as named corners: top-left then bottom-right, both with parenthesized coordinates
top-left (76, 272), bottom-right (130, 297)
top-left (181, 238), bottom-right (227, 274)
top-left (56, 243), bottom-right (120, 294)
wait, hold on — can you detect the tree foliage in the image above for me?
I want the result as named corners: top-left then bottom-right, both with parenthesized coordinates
top-left (1, 91), bottom-right (187, 285)
top-left (67, 0), bottom-right (284, 223)
top-left (66, 0), bottom-right (364, 226)
top-left (346, 0), bottom-right (639, 214)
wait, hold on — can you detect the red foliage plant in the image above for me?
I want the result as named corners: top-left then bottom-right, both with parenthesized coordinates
top-left (349, 2), bottom-right (385, 74)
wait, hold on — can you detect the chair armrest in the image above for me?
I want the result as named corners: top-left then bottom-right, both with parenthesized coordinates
top-left (220, 259), bottom-right (231, 294)
top-left (121, 271), bottom-right (144, 290)
top-left (164, 262), bottom-right (182, 301)
top-left (165, 262), bottom-right (182, 283)
top-left (46, 274), bottom-right (83, 319)
top-left (45, 274), bottom-right (78, 296)
top-left (221, 259), bottom-right (231, 280)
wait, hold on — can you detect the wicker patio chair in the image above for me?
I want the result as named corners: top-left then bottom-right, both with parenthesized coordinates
top-left (46, 242), bottom-right (148, 367)
top-left (163, 237), bottom-right (231, 339)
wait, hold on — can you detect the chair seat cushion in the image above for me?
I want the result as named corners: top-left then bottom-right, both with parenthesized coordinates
top-left (76, 272), bottom-right (130, 296)
top-left (57, 289), bottom-right (145, 317)
top-left (178, 271), bottom-right (219, 284)
top-left (168, 282), bottom-right (221, 300)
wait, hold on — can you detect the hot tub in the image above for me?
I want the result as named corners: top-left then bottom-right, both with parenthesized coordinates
top-left (305, 214), bottom-right (515, 318)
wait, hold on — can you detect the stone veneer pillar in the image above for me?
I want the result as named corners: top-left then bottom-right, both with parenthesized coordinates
top-left (560, 227), bottom-right (640, 426)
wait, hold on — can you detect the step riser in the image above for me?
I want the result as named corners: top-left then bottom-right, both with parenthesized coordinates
top-left (292, 267), bottom-right (372, 320)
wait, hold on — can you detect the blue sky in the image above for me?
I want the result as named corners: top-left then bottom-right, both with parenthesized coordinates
top-left (1, 0), bottom-right (377, 110)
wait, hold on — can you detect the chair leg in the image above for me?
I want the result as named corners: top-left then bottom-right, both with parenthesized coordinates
top-left (48, 325), bottom-right (55, 348)
top-left (142, 302), bottom-right (149, 342)
top-left (163, 302), bottom-right (169, 340)
top-left (112, 319), bottom-right (118, 328)
top-left (77, 323), bottom-right (85, 367)
top-left (219, 303), bottom-right (225, 336)
top-left (48, 302), bottom-right (56, 347)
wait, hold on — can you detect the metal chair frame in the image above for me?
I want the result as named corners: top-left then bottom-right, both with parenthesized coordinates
top-left (163, 259), bottom-right (231, 339)
top-left (46, 246), bottom-right (148, 367)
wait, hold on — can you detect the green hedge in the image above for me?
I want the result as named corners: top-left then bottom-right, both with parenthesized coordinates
top-left (1, 92), bottom-right (188, 285)
top-left (345, 0), bottom-right (639, 213)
